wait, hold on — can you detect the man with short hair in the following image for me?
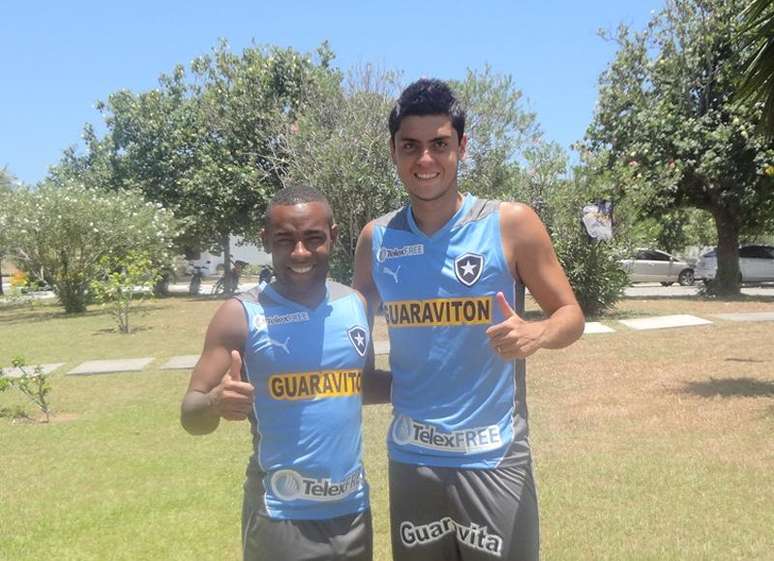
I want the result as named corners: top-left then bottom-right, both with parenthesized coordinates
top-left (182, 185), bottom-right (376, 561)
top-left (353, 79), bottom-right (585, 561)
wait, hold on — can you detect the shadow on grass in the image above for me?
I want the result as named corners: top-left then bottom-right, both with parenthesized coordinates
top-left (725, 357), bottom-right (766, 363)
top-left (621, 294), bottom-right (774, 304)
top-left (0, 301), bottom-right (168, 326)
top-left (92, 325), bottom-right (154, 336)
top-left (678, 377), bottom-right (774, 398)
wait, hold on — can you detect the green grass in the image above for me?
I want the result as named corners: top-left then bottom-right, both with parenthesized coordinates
top-left (1, 295), bottom-right (773, 560)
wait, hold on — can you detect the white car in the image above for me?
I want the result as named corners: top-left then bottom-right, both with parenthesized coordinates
top-left (694, 245), bottom-right (774, 284)
top-left (620, 249), bottom-right (695, 286)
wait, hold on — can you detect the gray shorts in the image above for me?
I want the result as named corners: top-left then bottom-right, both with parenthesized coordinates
top-left (389, 460), bottom-right (539, 561)
top-left (242, 486), bottom-right (372, 561)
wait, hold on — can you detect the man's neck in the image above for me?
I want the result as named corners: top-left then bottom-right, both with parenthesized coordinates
top-left (271, 282), bottom-right (327, 309)
top-left (410, 190), bottom-right (464, 236)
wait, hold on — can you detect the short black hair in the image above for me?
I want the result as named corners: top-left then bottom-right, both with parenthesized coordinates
top-left (388, 79), bottom-right (466, 142)
top-left (264, 184), bottom-right (333, 228)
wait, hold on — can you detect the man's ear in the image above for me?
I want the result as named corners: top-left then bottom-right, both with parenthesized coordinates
top-left (389, 138), bottom-right (397, 165)
top-left (330, 223), bottom-right (339, 246)
top-left (458, 133), bottom-right (468, 160)
top-left (261, 228), bottom-right (271, 253)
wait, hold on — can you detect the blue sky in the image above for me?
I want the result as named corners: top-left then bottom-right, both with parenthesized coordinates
top-left (1, 1), bottom-right (661, 185)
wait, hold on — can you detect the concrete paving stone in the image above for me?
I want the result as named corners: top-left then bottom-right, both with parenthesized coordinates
top-left (161, 355), bottom-right (199, 370)
top-left (1, 363), bottom-right (65, 379)
top-left (618, 314), bottom-right (713, 331)
top-left (67, 358), bottom-right (154, 376)
top-left (711, 312), bottom-right (774, 322)
top-left (583, 322), bottom-right (615, 334)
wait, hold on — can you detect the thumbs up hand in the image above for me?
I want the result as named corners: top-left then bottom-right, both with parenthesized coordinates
top-left (211, 350), bottom-right (255, 421)
top-left (485, 292), bottom-right (546, 360)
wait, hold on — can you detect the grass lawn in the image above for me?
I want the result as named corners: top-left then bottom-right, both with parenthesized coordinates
top-left (1, 293), bottom-right (773, 560)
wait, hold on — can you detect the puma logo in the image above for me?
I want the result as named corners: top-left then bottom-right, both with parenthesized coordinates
top-left (384, 265), bottom-right (400, 284)
top-left (268, 336), bottom-right (290, 354)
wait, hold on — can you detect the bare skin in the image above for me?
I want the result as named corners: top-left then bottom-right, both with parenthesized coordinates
top-left (353, 114), bottom-right (584, 360)
top-left (182, 201), bottom-right (388, 436)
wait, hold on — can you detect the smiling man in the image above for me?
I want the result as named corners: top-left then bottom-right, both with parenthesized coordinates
top-left (353, 79), bottom-right (585, 561)
top-left (181, 185), bottom-right (376, 561)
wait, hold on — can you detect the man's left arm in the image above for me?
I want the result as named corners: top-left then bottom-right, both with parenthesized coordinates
top-left (486, 202), bottom-right (585, 359)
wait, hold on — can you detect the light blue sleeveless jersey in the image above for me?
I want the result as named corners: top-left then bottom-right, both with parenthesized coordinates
top-left (237, 281), bottom-right (370, 520)
top-left (371, 194), bottom-right (530, 469)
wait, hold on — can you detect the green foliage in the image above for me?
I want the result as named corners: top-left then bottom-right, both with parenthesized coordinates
top-left (545, 172), bottom-right (630, 317)
top-left (628, 208), bottom-right (716, 253)
top-left (584, 0), bottom-right (774, 295)
top-left (283, 65), bottom-right (404, 282)
top-left (61, 41), bottom-right (339, 262)
top-left (0, 357), bottom-right (53, 422)
top-left (451, 66), bottom-right (540, 199)
top-left (91, 251), bottom-right (159, 333)
top-left (2, 182), bottom-right (177, 313)
top-left (737, 0), bottom-right (774, 134)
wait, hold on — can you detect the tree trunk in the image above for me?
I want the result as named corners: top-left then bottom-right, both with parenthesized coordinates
top-left (0, 255), bottom-right (4, 296)
top-left (710, 204), bottom-right (740, 296)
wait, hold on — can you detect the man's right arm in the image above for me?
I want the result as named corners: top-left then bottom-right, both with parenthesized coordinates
top-left (353, 222), bottom-right (392, 405)
top-left (180, 298), bottom-right (254, 435)
top-left (352, 222), bottom-right (382, 327)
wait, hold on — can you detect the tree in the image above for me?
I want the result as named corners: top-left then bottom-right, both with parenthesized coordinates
top-left (451, 66), bottom-right (540, 200)
top-left (0, 167), bottom-right (17, 296)
top-left (585, 0), bottom-right (774, 295)
top-left (737, 0), bottom-right (774, 134)
top-left (64, 41), bottom-right (338, 278)
top-left (283, 65), bottom-right (405, 281)
top-left (90, 251), bottom-right (159, 333)
top-left (4, 182), bottom-right (177, 313)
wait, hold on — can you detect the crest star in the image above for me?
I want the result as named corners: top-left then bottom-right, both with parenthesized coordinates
top-left (460, 259), bottom-right (477, 277)
top-left (354, 332), bottom-right (365, 347)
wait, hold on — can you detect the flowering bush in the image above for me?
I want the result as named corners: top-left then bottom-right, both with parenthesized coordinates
top-left (2, 182), bottom-right (178, 313)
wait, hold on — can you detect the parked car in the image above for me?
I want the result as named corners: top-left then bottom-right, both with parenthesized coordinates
top-left (693, 245), bottom-right (774, 284)
top-left (620, 249), bottom-right (695, 286)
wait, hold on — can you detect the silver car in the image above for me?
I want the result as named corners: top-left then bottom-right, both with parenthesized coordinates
top-left (620, 249), bottom-right (695, 286)
top-left (694, 245), bottom-right (774, 284)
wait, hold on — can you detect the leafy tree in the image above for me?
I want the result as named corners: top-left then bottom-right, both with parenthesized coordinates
top-left (737, 0), bottom-right (774, 134)
top-left (452, 66), bottom-right (540, 200)
top-left (585, 0), bottom-right (774, 295)
top-left (627, 208), bottom-right (716, 254)
top-left (90, 251), bottom-right (159, 333)
top-left (283, 65), bottom-right (404, 281)
top-left (0, 167), bottom-right (18, 296)
top-left (64, 41), bottom-right (337, 277)
top-left (4, 182), bottom-right (177, 313)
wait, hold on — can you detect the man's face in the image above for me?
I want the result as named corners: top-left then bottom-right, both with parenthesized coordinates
top-left (261, 202), bottom-right (336, 304)
top-left (391, 114), bottom-right (467, 204)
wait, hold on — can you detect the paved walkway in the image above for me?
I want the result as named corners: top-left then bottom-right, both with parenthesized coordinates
top-left (2, 311), bottom-right (771, 377)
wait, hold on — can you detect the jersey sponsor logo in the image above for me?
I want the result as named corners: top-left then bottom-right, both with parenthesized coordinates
top-left (392, 415), bottom-right (503, 453)
top-left (254, 311), bottom-right (310, 330)
top-left (454, 252), bottom-right (484, 287)
top-left (400, 517), bottom-right (503, 556)
top-left (270, 467), bottom-right (364, 503)
top-left (269, 370), bottom-right (362, 400)
top-left (383, 297), bottom-right (492, 327)
top-left (347, 326), bottom-right (368, 357)
top-left (266, 311), bottom-right (310, 326)
top-left (376, 243), bottom-right (424, 263)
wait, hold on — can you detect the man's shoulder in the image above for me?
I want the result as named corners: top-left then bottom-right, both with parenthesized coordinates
top-left (457, 196), bottom-right (502, 227)
top-left (372, 205), bottom-right (410, 231)
top-left (327, 281), bottom-right (368, 312)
